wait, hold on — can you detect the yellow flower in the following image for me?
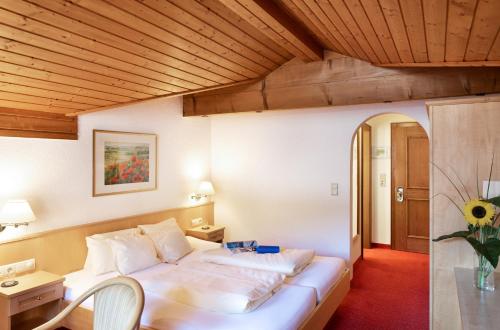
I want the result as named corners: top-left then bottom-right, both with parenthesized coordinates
top-left (463, 199), bottom-right (495, 226)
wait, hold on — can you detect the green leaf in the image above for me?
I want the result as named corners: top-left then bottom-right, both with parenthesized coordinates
top-left (465, 237), bottom-right (500, 268)
top-left (433, 231), bottom-right (471, 242)
top-left (487, 196), bottom-right (500, 207)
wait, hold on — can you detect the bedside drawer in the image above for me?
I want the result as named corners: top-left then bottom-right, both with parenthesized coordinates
top-left (10, 283), bottom-right (63, 315)
top-left (207, 230), bottom-right (224, 242)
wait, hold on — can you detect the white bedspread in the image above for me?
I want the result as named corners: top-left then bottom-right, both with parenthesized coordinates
top-left (140, 261), bottom-right (284, 313)
top-left (201, 248), bottom-right (315, 276)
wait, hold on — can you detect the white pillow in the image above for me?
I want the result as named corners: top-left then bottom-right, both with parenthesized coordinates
top-left (84, 228), bottom-right (139, 275)
top-left (139, 218), bottom-right (193, 263)
top-left (107, 235), bottom-right (160, 275)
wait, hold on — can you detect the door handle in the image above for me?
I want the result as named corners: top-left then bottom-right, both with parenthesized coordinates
top-left (396, 187), bottom-right (404, 203)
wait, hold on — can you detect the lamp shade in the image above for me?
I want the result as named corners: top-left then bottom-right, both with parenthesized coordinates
top-left (198, 181), bottom-right (215, 196)
top-left (0, 200), bottom-right (36, 223)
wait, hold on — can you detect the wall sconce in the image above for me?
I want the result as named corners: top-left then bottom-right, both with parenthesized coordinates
top-left (190, 181), bottom-right (215, 201)
top-left (0, 199), bottom-right (36, 232)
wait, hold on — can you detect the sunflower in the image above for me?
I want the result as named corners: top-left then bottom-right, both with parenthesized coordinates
top-left (463, 199), bottom-right (495, 226)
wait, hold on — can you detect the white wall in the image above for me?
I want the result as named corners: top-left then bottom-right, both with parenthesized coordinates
top-left (0, 97), bottom-right (211, 241)
top-left (211, 101), bottom-right (430, 263)
top-left (366, 114), bottom-right (417, 245)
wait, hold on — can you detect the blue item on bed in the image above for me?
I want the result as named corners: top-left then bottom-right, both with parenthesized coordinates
top-left (256, 245), bottom-right (280, 254)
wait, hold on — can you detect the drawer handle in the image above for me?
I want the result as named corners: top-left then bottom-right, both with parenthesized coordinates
top-left (35, 296), bottom-right (42, 301)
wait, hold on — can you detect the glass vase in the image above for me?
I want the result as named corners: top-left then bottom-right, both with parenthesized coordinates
top-left (474, 253), bottom-right (495, 292)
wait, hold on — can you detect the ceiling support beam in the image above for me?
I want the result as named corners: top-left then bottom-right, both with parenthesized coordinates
top-left (183, 52), bottom-right (500, 116)
top-left (378, 61), bottom-right (500, 68)
top-left (218, 0), bottom-right (323, 61)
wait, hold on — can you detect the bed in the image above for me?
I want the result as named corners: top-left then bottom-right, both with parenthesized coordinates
top-left (62, 237), bottom-right (349, 330)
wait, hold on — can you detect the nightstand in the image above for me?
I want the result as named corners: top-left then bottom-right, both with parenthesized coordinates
top-left (187, 225), bottom-right (225, 243)
top-left (0, 271), bottom-right (64, 330)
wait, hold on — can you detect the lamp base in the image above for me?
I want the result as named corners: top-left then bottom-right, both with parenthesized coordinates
top-left (1, 280), bottom-right (19, 288)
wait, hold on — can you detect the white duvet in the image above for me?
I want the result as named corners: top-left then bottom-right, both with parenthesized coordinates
top-left (140, 261), bottom-right (284, 314)
top-left (201, 248), bottom-right (315, 276)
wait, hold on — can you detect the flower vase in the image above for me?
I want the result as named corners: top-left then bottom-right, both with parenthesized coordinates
top-left (474, 253), bottom-right (495, 291)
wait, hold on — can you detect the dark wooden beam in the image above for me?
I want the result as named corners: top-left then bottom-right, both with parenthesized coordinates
top-left (218, 0), bottom-right (323, 61)
top-left (183, 52), bottom-right (500, 116)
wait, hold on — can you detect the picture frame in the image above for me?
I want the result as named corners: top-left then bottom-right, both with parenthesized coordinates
top-left (372, 146), bottom-right (389, 159)
top-left (93, 130), bottom-right (157, 197)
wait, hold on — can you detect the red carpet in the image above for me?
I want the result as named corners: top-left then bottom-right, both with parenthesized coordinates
top-left (326, 248), bottom-right (429, 330)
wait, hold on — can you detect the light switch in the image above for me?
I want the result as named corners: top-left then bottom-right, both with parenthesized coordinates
top-left (483, 181), bottom-right (500, 198)
top-left (331, 183), bottom-right (339, 196)
top-left (380, 173), bottom-right (387, 187)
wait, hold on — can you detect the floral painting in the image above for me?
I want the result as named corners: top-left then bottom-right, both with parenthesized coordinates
top-left (104, 143), bottom-right (150, 185)
top-left (93, 130), bottom-right (157, 196)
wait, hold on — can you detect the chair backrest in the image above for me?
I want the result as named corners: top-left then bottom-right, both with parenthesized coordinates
top-left (92, 277), bottom-right (145, 330)
top-left (34, 276), bottom-right (144, 330)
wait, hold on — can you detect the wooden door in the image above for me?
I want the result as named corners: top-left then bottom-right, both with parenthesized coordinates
top-left (391, 123), bottom-right (429, 254)
top-left (360, 124), bottom-right (372, 249)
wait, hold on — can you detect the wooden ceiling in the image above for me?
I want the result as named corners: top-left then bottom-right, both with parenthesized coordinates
top-left (0, 0), bottom-right (498, 116)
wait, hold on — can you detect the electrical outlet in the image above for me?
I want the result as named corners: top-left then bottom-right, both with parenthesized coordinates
top-left (191, 218), bottom-right (203, 226)
top-left (0, 258), bottom-right (36, 275)
top-left (331, 183), bottom-right (339, 196)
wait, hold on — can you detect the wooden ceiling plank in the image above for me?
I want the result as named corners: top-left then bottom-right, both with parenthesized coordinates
top-left (0, 82), bottom-right (113, 107)
top-left (446, 0), bottom-right (477, 61)
top-left (399, 0), bottom-right (429, 62)
top-left (105, 0), bottom-right (268, 75)
top-left (0, 91), bottom-right (93, 110)
top-left (0, 3), bottom-right (201, 91)
top-left (197, 0), bottom-right (293, 60)
top-left (422, 0), bottom-right (447, 62)
top-left (276, 0), bottom-right (338, 51)
top-left (0, 37), bottom-right (191, 95)
top-left (302, 0), bottom-right (360, 58)
top-left (316, 0), bottom-right (372, 61)
top-left (378, 0), bottom-right (415, 63)
top-left (487, 30), bottom-right (500, 60)
top-left (142, 0), bottom-right (280, 70)
top-left (31, 0), bottom-right (237, 84)
top-left (327, 0), bottom-right (382, 63)
top-left (342, 0), bottom-right (390, 63)
top-left (0, 24), bottom-right (192, 96)
top-left (379, 61), bottom-right (500, 67)
top-left (219, 0), bottom-right (322, 61)
top-left (0, 72), bottom-right (134, 103)
top-left (68, 78), bottom-right (260, 117)
top-left (465, 0), bottom-right (500, 61)
top-left (25, 0), bottom-right (232, 86)
top-left (71, 0), bottom-right (255, 80)
top-left (0, 47), bottom-right (167, 96)
top-left (170, 0), bottom-right (289, 65)
top-left (0, 61), bottom-right (150, 100)
top-left (286, 0), bottom-right (347, 54)
top-left (0, 99), bottom-right (77, 114)
top-left (359, 0), bottom-right (401, 63)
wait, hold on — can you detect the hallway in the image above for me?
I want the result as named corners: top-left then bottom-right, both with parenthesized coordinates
top-left (326, 247), bottom-right (429, 330)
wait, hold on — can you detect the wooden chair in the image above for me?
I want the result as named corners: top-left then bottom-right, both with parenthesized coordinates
top-left (34, 276), bottom-right (145, 330)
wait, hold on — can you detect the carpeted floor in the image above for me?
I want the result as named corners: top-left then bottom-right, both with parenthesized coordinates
top-left (326, 247), bottom-right (429, 330)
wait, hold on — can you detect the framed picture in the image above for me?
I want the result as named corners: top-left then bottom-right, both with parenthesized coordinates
top-left (372, 146), bottom-right (389, 159)
top-left (93, 130), bottom-right (157, 197)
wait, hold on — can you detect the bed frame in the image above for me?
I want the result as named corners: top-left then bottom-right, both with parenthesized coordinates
top-left (59, 268), bottom-right (350, 330)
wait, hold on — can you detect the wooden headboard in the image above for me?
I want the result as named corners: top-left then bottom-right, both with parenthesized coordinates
top-left (0, 202), bottom-right (214, 275)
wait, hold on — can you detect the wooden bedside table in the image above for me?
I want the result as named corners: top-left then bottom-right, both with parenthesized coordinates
top-left (0, 271), bottom-right (64, 330)
top-left (187, 225), bottom-right (225, 243)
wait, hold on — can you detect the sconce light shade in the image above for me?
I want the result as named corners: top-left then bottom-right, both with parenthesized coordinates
top-left (0, 200), bottom-right (36, 224)
top-left (198, 181), bottom-right (215, 196)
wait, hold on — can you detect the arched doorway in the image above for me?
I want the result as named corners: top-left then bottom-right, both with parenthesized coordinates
top-left (351, 113), bottom-right (430, 260)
